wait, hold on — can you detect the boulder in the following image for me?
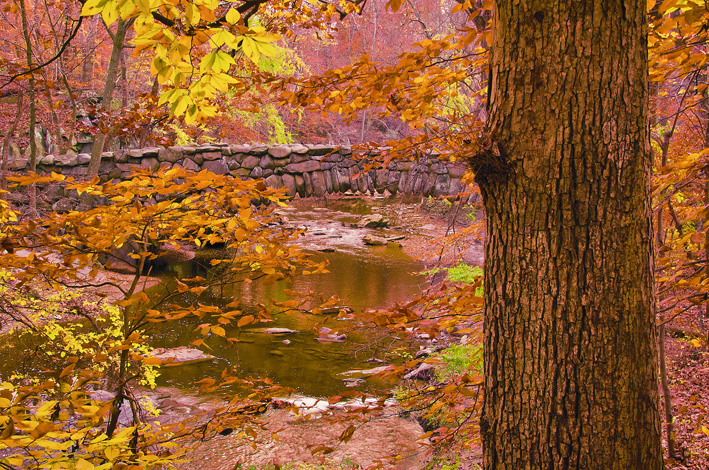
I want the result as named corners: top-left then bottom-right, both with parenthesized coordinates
top-left (127, 147), bottom-right (159, 158)
top-left (268, 145), bottom-right (292, 159)
top-left (141, 157), bottom-right (160, 171)
top-left (42, 184), bottom-right (65, 200)
top-left (241, 156), bottom-right (261, 169)
top-left (232, 168), bottom-right (252, 179)
top-left (158, 147), bottom-right (183, 163)
top-left (289, 143), bottom-right (309, 154)
top-left (54, 153), bottom-right (79, 166)
top-left (150, 347), bottom-right (215, 366)
top-left (291, 152), bottom-right (309, 163)
top-left (325, 152), bottom-right (344, 163)
top-left (201, 151), bottom-right (222, 161)
top-left (259, 328), bottom-right (299, 335)
top-left (182, 158), bottom-right (200, 172)
top-left (203, 159), bottom-right (228, 175)
top-left (339, 365), bottom-right (391, 377)
top-left (356, 214), bottom-right (388, 228)
top-left (448, 163), bottom-right (467, 178)
top-left (311, 171), bottom-right (326, 197)
top-left (294, 175), bottom-right (306, 197)
top-left (116, 163), bottom-right (140, 173)
top-left (334, 168), bottom-right (351, 192)
top-left (302, 172), bottom-right (313, 195)
top-left (316, 327), bottom-right (347, 343)
top-left (9, 158), bottom-right (28, 170)
top-left (260, 154), bottom-right (276, 169)
top-left (386, 171), bottom-right (400, 194)
top-left (285, 160), bottom-right (321, 173)
top-left (431, 160), bottom-right (448, 174)
top-left (323, 170), bottom-right (333, 193)
top-left (307, 144), bottom-right (336, 156)
top-left (264, 174), bottom-right (283, 189)
top-left (251, 144), bottom-right (269, 155)
top-left (281, 174), bottom-right (296, 197)
top-left (363, 234), bottom-right (388, 246)
top-left (230, 144), bottom-right (252, 154)
top-left (432, 174), bottom-right (451, 196)
top-left (52, 198), bottom-right (74, 212)
top-left (403, 363), bottom-right (433, 381)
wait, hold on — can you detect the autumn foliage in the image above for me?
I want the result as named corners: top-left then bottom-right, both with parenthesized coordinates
top-left (0, 0), bottom-right (708, 467)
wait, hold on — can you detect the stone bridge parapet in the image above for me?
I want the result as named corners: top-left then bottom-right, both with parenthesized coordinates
top-left (12, 143), bottom-right (473, 199)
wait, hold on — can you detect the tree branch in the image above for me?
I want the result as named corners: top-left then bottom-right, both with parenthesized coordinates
top-left (0, 17), bottom-right (83, 90)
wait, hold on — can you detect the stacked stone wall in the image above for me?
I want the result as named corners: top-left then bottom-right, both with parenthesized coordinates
top-left (11, 143), bottom-right (472, 199)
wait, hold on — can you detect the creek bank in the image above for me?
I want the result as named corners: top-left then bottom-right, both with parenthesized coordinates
top-left (90, 385), bottom-right (430, 469)
top-left (179, 403), bottom-right (429, 470)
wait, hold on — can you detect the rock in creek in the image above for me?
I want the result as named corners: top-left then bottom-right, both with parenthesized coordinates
top-left (150, 347), bottom-right (215, 366)
top-left (316, 326), bottom-right (347, 343)
top-left (403, 363), bottom-right (434, 381)
top-left (363, 234), bottom-right (388, 245)
top-left (259, 327), bottom-right (299, 335)
top-left (356, 213), bottom-right (388, 228)
top-left (340, 365), bottom-right (392, 377)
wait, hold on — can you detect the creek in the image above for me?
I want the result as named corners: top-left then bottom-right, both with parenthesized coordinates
top-left (5, 199), bottom-right (431, 398)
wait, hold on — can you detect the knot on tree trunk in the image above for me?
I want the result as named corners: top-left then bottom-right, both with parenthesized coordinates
top-left (467, 134), bottom-right (511, 188)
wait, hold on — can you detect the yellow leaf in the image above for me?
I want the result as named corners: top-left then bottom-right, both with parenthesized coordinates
top-left (101, 1), bottom-right (118, 25)
top-left (237, 315), bottom-right (254, 327)
top-left (226, 8), bottom-right (240, 24)
top-left (211, 325), bottom-right (226, 337)
top-left (4, 457), bottom-right (22, 466)
top-left (76, 458), bottom-right (94, 470)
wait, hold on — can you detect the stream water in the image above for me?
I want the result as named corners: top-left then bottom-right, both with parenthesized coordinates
top-left (5, 200), bottom-right (430, 398)
top-left (151, 245), bottom-right (427, 397)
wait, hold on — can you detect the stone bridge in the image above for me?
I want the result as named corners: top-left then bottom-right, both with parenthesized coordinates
top-left (13, 143), bottom-right (475, 200)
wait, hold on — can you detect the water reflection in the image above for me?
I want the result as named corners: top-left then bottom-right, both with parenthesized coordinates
top-left (150, 244), bottom-right (426, 396)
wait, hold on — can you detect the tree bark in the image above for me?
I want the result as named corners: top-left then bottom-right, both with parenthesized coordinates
top-left (1, 94), bottom-right (23, 191)
top-left (19, 0), bottom-right (37, 212)
top-left (86, 18), bottom-right (131, 178)
top-left (474, 1), bottom-right (662, 468)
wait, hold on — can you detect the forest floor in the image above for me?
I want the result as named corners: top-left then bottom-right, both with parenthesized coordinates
top-left (664, 319), bottom-right (709, 469)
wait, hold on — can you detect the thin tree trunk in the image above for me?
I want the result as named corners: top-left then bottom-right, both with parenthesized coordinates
top-left (658, 324), bottom-right (676, 459)
top-left (19, 0), bottom-right (37, 212)
top-left (59, 71), bottom-right (77, 154)
top-left (474, 1), bottom-right (662, 468)
top-left (44, 86), bottom-right (62, 155)
top-left (1, 94), bottom-right (24, 191)
top-left (702, 72), bottom-right (709, 341)
top-left (86, 18), bottom-right (131, 178)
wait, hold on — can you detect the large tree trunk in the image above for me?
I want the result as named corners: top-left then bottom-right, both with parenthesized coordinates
top-left (474, 1), bottom-right (662, 468)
